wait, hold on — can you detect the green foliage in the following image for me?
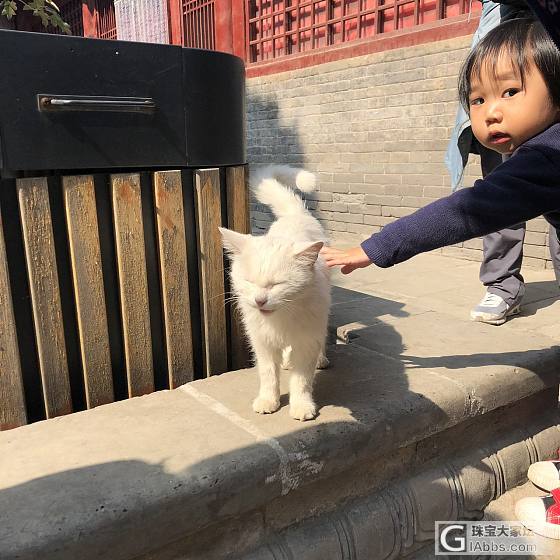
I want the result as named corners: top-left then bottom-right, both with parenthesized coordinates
top-left (1, 0), bottom-right (71, 34)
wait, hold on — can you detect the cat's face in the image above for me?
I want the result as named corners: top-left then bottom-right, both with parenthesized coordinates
top-left (219, 228), bottom-right (323, 315)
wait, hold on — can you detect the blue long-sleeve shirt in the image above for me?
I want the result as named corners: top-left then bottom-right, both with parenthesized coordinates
top-left (361, 123), bottom-right (560, 268)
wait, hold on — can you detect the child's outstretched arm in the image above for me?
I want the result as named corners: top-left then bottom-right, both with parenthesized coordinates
top-left (321, 246), bottom-right (372, 274)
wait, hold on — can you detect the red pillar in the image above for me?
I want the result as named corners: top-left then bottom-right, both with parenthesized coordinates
top-left (82, 0), bottom-right (99, 38)
top-left (231, 0), bottom-right (246, 61)
top-left (167, 0), bottom-right (184, 45)
top-left (215, 0), bottom-right (246, 60)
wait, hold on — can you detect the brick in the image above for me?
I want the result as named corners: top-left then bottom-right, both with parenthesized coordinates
top-left (322, 220), bottom-right (348, 232)
top-left (527, 218), bottom-right (550, 233)
top-left (348, 183), bottom-right (390, 195)
top-left (385, 185), bottom-right (424, 197)
top-left (401, 196), bottom-right (434, 208)
top-left (364, 194), bottom-right (402, 206)
top-left (423, 186), bottom-right (450, 199)
top-left (347, 203), bottom-right (365, 214)
top-left (364, 215), bottom-right (395, 227)
top-left (306, 191), bottom-right (334, 202)
top-left (320, 182), bottom-right (350, 193)
top-left (523, 245), bottom-right (547, 259)
top-left (363, 174), bottom-right (402, 185)
top-left (405, 174), bottom-right (445, 187)
top-left (382, 206), bottom-right (416, 218)
top-left (525, 232), bottom-right (547, 246)
top-left (333, 172), bottom-right (364, 184)
top-left (314, 210), bottom-right (333, 220)
top-left (320, 202), bottom-right (348, 212)
top-left (333, 193), bottom-right (365, 203)
top-left (364, 204), bottom-right (382, 216)
top-left (345, 223), bottom-right (379, 236)
top-left (383, 163), bottom-right (415, 175)
top-left (331, 212), bottom-right (363, 223)
top-left (252, 211), bottom-right (272, 222)
top-left (523, 256), bottom-right (547, 269)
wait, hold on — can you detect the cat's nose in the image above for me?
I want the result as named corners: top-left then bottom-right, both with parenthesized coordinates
top-left (255, 295), bottom-right (268, 307)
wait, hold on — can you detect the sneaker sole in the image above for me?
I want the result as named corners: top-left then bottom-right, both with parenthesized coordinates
top-left (515, 516), bottom-right (560, 540)
top-left (470, 304), bottom-right (521, 326)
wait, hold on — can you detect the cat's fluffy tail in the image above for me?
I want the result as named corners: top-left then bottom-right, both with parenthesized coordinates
top-left (251, 165), bottom-right (316, 218)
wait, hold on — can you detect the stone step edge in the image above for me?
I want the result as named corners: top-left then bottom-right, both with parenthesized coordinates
top-left (240, 423), bottom-right (560, 560)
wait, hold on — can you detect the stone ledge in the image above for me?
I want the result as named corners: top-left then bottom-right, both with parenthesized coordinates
top-left (1, 325), bottom-right (559, 560)
top-left (244, 424), bottom-right (560, 560)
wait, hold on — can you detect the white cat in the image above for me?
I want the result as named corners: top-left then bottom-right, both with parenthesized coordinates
top-left (219, 165), bottom-right (331, 421)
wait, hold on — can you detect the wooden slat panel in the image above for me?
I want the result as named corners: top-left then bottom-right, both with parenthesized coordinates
top-left (63, 176), bottom-right (114, 408)
top-left (226, 166), bottom-right (252, 371)
top-left (153, 171), bottom-right (194, 387)
top-left (111, 174), bottom-right (154, 396)
top-left (17, 178), bottom-right (72, 418)
top-left (195, 169), bottom-right (228, 377)
top-left (0, 204), bottom-right (27, 430)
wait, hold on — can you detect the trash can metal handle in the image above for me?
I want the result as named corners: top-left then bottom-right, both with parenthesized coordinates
top-left (37, 95), bottom-right (156, 113)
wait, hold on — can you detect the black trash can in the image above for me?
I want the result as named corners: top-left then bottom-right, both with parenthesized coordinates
top-left (0, 30), bottom-right (249, 430)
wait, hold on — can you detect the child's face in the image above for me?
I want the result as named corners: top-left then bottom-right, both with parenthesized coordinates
top-left (469, 54), bottom-right (560, 154)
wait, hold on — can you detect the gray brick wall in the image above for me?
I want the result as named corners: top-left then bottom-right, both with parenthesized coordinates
top-left (246, 34), bottom-right (556, 271)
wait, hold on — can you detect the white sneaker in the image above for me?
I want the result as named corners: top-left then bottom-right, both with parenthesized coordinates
top-left (470, 292), bottom-right (521, 325)
top-left (527, 453), bottom-right (560, 492)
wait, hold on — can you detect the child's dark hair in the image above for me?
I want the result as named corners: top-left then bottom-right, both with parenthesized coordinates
top-left (458, 18), bottom-right (560, 112)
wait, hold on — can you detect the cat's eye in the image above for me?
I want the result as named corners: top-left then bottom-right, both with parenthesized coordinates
top-left (264, 282), bottom-right (285, 289)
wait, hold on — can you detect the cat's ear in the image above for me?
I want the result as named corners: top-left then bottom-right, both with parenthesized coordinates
top-left (294, 241), bottom-right (324, 264)
top-left (219, 227), bottom-right (250, 255)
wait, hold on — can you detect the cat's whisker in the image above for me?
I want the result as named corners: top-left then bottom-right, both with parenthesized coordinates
top-left (208, 291), bottom-right (231, 302)
top-left (222, 298), bottom-right (239, 308)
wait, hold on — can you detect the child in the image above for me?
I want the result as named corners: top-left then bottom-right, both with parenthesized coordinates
top-left (321, 18), bottom-right (560, 278)
top-left (446, 1), bottom-right (560, 326)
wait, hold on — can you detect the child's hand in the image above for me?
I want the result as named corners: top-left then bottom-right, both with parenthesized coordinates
top-left (320, 246), bottom-right (372, 275)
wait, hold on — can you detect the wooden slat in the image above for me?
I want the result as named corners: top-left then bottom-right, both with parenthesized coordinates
top-left (17, 178), bottom-right (72, 418)
top-left (111, 174), bottom-right (154, 396)
top-left (195, 169), bottom-right (228, 377)
top-left (226, 166), bottom-right (252, 371)
top-left (63, 176), bottom-right (114, 408)
top-left (153, 171), bottom-right (194, 387)
top-left (0, 203), bottom-right (27, 430)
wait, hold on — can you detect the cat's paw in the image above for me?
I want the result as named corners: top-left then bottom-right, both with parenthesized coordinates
top-left (252, 395), bottom-right (281, 414)
top-left (316, 354), bottom-right (330, 369)
top-left (280, 360), bottom-right (291, 370)
top-left (289, 400), bottom-right (317, 421)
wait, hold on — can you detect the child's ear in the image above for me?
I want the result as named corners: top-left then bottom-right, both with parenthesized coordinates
top-left (294, 241), bottom-right (324, 264)
top-left (218, 227), bottom-right (251, 255)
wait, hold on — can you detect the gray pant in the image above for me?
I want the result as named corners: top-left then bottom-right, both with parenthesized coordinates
top-left (480, 148), bottom-right (560, 305)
